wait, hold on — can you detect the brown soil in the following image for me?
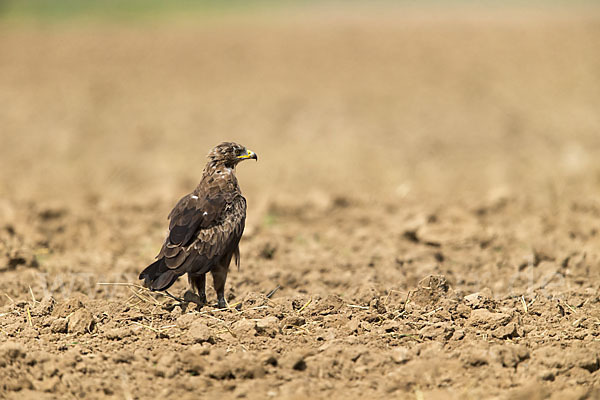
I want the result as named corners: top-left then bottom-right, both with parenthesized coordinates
top-left (1, 6), bottom-right (600, 399)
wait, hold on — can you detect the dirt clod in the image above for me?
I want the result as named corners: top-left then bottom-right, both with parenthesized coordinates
top-left (188, 320), bottom-right (215, 343)
top-left (50, 318), bottom-right (68, 333)
top-left (255, 316), bottom-right (279, 337)
top-left (53, 299), bottom-right (84, 318)
top-left (67, 308), bottom-right (96, 334)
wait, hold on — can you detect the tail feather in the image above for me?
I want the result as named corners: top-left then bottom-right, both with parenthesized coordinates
top-left (139, 258), bottom-right (179, 291)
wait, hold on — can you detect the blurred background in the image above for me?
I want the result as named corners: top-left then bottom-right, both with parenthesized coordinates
top-left (1, 0), bottom-right (599, 211)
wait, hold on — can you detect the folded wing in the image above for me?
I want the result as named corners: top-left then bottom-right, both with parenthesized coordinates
top-left (139, 192), bottom-right (246, 291)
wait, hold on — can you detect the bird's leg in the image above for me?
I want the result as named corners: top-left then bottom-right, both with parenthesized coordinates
top-left (185, 274), bottom-right (207, 308)
top-left (211, 264), bottom-right (229, 309)
top-left (196, 274), bottom-right (207, 304)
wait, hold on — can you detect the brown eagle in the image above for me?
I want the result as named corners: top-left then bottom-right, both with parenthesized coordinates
top-left (139, 142), bottom-right (257, 308)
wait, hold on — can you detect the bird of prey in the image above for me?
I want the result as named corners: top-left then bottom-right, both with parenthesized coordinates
top-left (139, 142), bottom-right (257, 308)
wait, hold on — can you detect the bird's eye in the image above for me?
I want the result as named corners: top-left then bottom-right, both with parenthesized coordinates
top-left (236, 148), bottom-right (245, 156)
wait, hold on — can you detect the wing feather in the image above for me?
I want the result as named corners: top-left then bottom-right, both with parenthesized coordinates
top-left (165, 248), bottom-right (187, 268)
top-left (165, 193), bottom-right (224, 247)
top-left (156, 193), bottom-right (246, 276)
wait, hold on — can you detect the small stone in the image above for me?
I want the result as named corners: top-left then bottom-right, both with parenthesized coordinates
top-left (104, 327), bottom-right (133, 340)
top-left (347, 319), bottom-right (360, 333)
top-left (255, 316), bottom-right (279, 337)
top-left (36, 295), bottom-right (56, 315)
top-left (419, 324), bottom-right (448, 340)
top-left (464, 293), bottom-right (481, 304)
top-left (188, 320), bottom-right (215, 343)
top-left (315, 295), bottom-right (345, 315)
top-left (381, 320), bottom-right (401, 333)
top-left (176, 313), bottom-right (197, 330)
top-left (50, 318), bottom-right (68, 333)
top-left (464, 288), bottom-right (493, 308)
top-left (67, 308), bottom-right (96, 334)
top-left (451, 330), bottom-right (465, 341)
top-left (232, 319), bottom-right (256, 336)
top-left (53, 298), bottom-right (84, 318)
top-left (282, 315), bottom-right (305, 328)
top-left (492, 322), bottom-right (521, 339)
top-left (468, 309), bottom-right (511, 328)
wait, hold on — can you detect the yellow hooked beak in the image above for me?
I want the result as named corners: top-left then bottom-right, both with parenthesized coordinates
top-left (237, 149), bottom-right (258, 161)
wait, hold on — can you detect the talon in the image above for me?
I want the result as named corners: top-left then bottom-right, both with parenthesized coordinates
top-left (183, 290), bottom-right (206, 308)
top-left (216, 298), bottom-right (227, 309)
top-left (164, 290), bottom-right (185, 303)
top-left (162, 301), bottom-right (188, 313)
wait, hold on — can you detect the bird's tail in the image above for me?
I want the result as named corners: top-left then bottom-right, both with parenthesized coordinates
top-left (139, 258), bottom-right (178, 291)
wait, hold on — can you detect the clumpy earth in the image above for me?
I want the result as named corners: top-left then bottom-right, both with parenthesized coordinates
top-left (1, 5), bottom-right (600, 399)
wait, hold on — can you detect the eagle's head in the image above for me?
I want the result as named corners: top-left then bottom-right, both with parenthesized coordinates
top-left (207, 142), bottom-right (258, 168)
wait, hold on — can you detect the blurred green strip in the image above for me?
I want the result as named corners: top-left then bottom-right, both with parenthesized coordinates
top-left (0, 0), bottom-right (289, 22)
top-left (0, 0), bottom-right (597, 23)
